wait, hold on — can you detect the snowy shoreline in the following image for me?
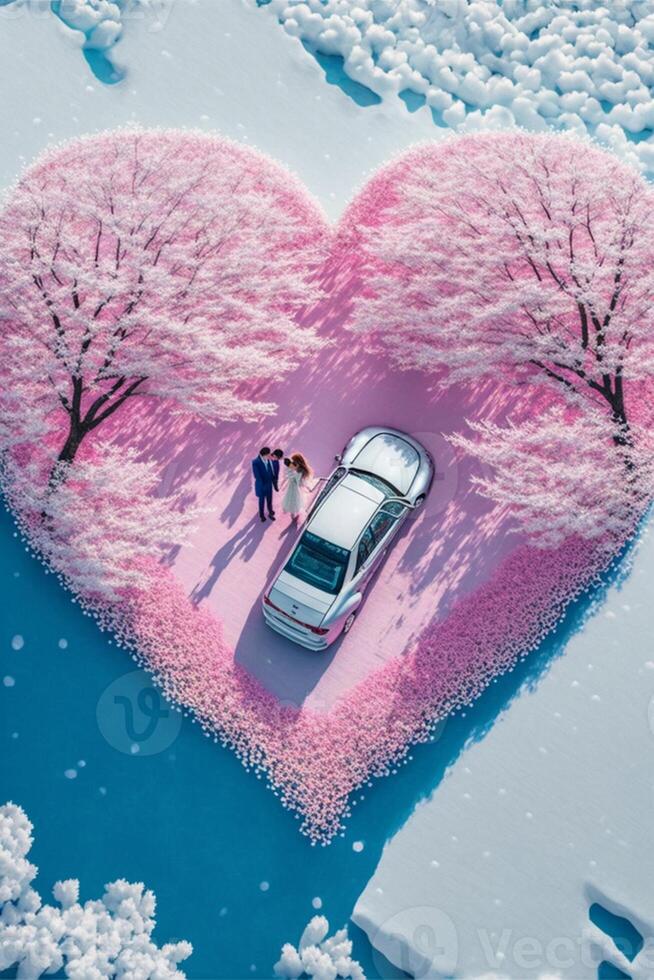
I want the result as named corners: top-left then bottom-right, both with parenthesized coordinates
top-left (353, 520), bottom-right (654, 978)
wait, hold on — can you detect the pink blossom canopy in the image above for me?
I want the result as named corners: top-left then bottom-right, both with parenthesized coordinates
top-left (0, 128), bottom-right (329, 446)
top-left (345, 131), bottom-right (654, 414)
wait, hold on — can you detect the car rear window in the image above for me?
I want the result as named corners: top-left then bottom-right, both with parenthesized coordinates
top-left (285, 532), bottom-right (350, 595)
top-left (352, 469), bottom-right (398, 497)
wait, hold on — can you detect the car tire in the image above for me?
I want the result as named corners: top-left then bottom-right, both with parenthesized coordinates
top-left (343, 612), bottom-right (356, 635)
top-left (414, 494), bottom-right (426, 509)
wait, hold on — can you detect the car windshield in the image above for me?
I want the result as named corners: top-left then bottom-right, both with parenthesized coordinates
top-left (285, 532), bottom-right (350, 595)
top-left (351, 469), bottom-right (399, 497)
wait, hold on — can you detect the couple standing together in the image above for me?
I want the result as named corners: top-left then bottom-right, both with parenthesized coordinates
top-left (251, 446), bottom-right (316, 524)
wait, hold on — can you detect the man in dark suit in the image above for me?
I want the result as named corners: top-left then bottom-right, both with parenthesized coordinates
top-left (271, 448), bottom-right (284, 493)
top-left (252, 446), bottom-right (276, 523)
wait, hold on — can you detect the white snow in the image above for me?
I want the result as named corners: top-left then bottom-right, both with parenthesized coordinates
top-left (4, 0), bottom-right (654, 202)
top-left (0, 801), bottom-right (192, 977)
top-left (353, 521), bottom-right (654, 978)
top-left (0, 0), bottom-right (440, 222)
top-left (1, 0), bottom-right (172, 62)
top-left (54, 0), bottom-right (125, 50)
top-left (263, 0), bottom-right (654, 177)
top-left (274, 915), bottom-right (365, 980)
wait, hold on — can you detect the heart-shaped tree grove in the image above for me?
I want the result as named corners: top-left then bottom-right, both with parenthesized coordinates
top-left (1, 129), bottom-right (652, 843)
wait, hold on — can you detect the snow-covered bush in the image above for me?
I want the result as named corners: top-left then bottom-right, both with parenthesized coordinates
top-left (265, 0), bottom-right (654, 176)
top-left (274, 915), bottom-right (365, 980)
top-left (0, 802), bottom-right (192, 979)
top-left (3, 1), bottom-right (171, 54)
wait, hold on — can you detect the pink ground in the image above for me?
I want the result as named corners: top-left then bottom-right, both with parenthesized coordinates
top-left (86, 253), bottom-right (613, 842)
top-left (105, 255), bottom-right (532, 713)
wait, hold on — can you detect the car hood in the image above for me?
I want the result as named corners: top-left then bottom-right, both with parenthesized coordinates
top-left (269, 571), bottom-right (334, 627)
top-left (352, 432), bottom-right (420, 495)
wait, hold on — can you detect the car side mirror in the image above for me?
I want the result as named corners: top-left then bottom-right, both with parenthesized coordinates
top-left (334, 453), bottom-right (343, 463)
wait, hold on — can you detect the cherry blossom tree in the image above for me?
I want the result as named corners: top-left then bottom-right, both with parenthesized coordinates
top-left (5, 446), bottom-right (201, 601)
top-left (451, 406), bottom-right (654, 547)
top-left (347, 132), bottom-right (654, 540)
top-left (0, 129), bottom-right (327, 486)
top-left (350, 132), bottom-right (654, 438)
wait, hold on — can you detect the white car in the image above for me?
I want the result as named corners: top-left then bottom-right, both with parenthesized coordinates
top-left (262, 426), bottom-right (434, 650)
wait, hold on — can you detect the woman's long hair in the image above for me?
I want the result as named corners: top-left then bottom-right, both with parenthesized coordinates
top-left (290, 452), bottom-right (312, 479)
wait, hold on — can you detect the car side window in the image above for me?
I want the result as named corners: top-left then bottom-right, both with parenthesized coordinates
top-left (356, 504), bottom-right (405, 574)
top-left (370, 503), bottom-right (404, 546)
top-left (369, 510), bottom-right (395, 546)
top-left (356, 526), bottom-right (375, 573)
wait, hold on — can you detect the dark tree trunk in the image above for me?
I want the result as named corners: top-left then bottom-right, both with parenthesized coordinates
top-left (40, 371), bottom-right (147, 524)
top-left (45, 419), bottom-right (87, 497)
top-left (57, 427), bottom-right (84, 466)
top-left (612, 421), bottom-right (633, 450)
top-left (609, 402), bottom-right (638, 490)
top-left (609, 392), bottom-right (633, 448)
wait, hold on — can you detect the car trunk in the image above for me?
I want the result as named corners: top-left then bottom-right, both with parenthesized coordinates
top-left (268, 571), bottom-right (334, 628)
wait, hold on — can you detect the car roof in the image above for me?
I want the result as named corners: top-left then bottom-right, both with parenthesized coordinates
top-left (307, 473), bottom-right (383, 549)
top-left (352, 432), bottom-right (420, 495)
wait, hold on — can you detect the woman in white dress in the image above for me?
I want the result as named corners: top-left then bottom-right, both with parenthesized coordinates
top-left (282, 452), bottom-right (313, 521)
